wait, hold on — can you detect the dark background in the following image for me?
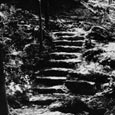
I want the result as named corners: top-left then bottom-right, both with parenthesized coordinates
top-left (0, 0), bottom-right (81, 15)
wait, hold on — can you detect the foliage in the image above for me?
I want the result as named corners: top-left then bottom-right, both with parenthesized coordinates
top-left (0, 3), bottom-right (53, 108)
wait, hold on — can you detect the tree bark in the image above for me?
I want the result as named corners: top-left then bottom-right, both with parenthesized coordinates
top-left (108, 0), bottom-right (112, 4)
top-left (0, 43), bottom-right (9, 115)
top-left (44, 0), bottom-right (49, 30)
top-left (38, 0), bottom-right (43, 53)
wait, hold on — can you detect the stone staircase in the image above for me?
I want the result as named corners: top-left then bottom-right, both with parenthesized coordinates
top-left (30, 30), bottom-right (85, 105)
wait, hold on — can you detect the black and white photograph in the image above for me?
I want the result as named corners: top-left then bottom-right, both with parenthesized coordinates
top-left (0, 0), bottom-right (115, 115)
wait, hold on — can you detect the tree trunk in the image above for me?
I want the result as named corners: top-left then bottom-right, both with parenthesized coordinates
top-left (38, 0), bottom-right (43, 53)
top-left (0, 44), bottom-right (9, 115)
top-left (108, 0), bottom-right (112, 4)
top-left (44, 0), bottom-right (49, 30)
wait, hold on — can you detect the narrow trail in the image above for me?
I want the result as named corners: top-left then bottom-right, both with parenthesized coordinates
top-left (26, 3), bottom-right (115, 114)
top-left (29, 24), bottom-right (88, 106)
top-left (10, 1), bottom-right (115, 115)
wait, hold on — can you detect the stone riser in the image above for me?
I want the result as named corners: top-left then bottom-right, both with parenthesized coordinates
top-left (53, 41), bottom-right (83, 46)
top-left (33, 88), bottom-right (64, 94)
top-left (54, 32), bottom-right (75, 37)
top-left (45, 61), bottom-right (77, 69)
top-left (49, 53), bottom-right (79, 60)
top-left (38, 69), bottom-right (69, 77)
top-left (34, 77), bottom-right (66, 86)
top-left (55, 47), bottom-right (82, 52)
top-left (56, 36), bottom-right (85, 41)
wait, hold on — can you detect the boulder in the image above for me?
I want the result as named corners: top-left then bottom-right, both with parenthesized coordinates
top-left (65, 80), bottom-right (96, 95)
top-left (49, 97), bottom-right (91, 114)
top-left (86, 26), bottom-right (111, 42)
top-left (83, 48), bottom-right (104, 62)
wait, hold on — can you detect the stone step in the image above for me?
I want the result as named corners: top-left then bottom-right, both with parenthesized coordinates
top-left (56, 36), bottom-right (85, 41)
top-left (46, 59), bottom-right (81, 68)
top-left (29, 94), bottom-right (57, 105)
top-left (38, 58), bottom-right (81, 69)
top-left (53, 32), bottom-right (75, 37)
top-left (49, 52), bottom-right (81, 60)
top-left (37, 56), bottom-right (82, 68)
top-left (35, 76), bottom-right (66, 86)
top-left (55, 46), bottom-right (82, 52)
top-left (32, 85), bottom-right (65, 94)
top-left (53, 40), bottom-right (84, 46)
top-left (49, 59), bottom-right (82, 63)
top-left (36, 56), bottom-right (82, 69)
top-left (45, 60), bottom-right (76, 68)
top-left (29, 93), bottom-right (69, 105)
top-left (53, 31), bottom-right (86, 38)
top-left (68, 71), bottom-right (110, 84)
top-left (68, 71), bottom-right (94, 81)
top-left (50, 52), bottom-right (82, 55)
top-left (37, 68), bottom-right (73, 77)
